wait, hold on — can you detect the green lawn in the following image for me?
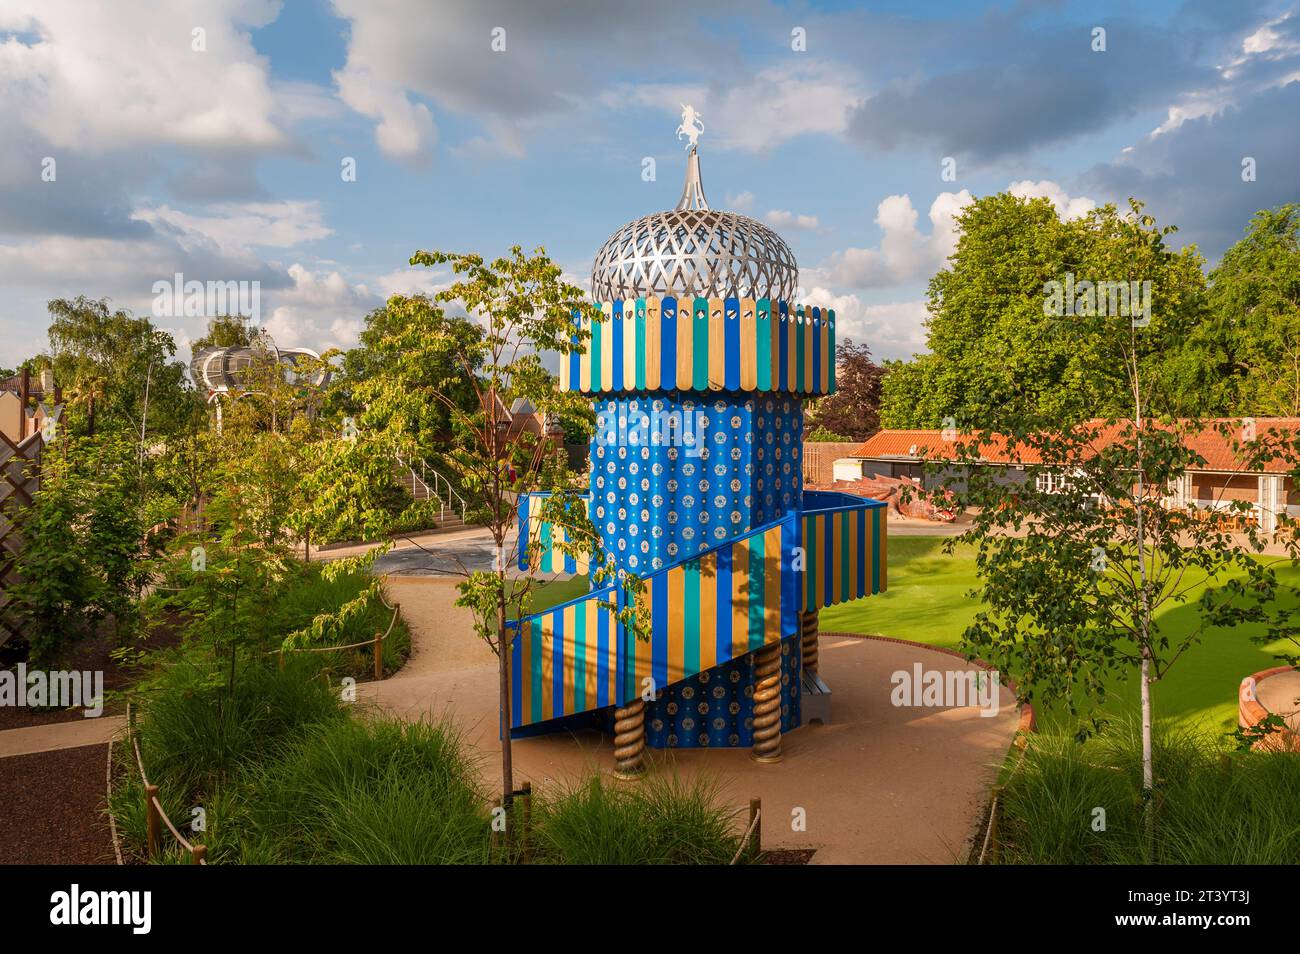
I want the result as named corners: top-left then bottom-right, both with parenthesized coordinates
top-left (820, 535), bottom-right (1300, 738)
top-left (523, 536), bottom-right (1298, 739)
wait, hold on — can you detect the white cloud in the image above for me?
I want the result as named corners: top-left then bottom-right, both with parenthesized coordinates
top-left (1006, 180), bottom-right (1096, 220)
top-left (799, 287), bottom-right (928, 360)
top-left (764, 209), bottom-right (820, 230)
top-left (611, 60), bottom-right (865, 153)
top-left (260, 264), bottom-right (375, 354)
top-left (373, 266), bottom-right (451, 299)
top-left (817, 190), bottom-right (973, 289)
top-left (0, 0), bottom-right (294, 154)
top-left (132, 201), bottom-right (333, 258)
top-left (726, 190), bottom-right (756, 212)
top-left (334, 65), bottom-right (437, 165)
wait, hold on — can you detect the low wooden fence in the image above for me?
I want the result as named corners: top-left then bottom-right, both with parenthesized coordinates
top-left (117, 595), bottom-right (402, 865)
top-left (266, 597), bottom-right (400, 679)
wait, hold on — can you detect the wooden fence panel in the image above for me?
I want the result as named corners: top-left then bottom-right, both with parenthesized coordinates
top-left (801, 442), bottom-right (862, 488)
top-left (0, 431), bottom-right (43, 648)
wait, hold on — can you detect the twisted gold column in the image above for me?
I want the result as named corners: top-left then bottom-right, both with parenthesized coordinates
top-left (800, 610), bottom-right (819, 675)
top-left (613, 700), bottom-right (646, 778)
top-left (751, 642), bottom-right (783, 763)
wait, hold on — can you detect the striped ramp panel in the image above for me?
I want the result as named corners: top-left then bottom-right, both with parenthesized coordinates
top-left (560, 298), bottom-right (835, 395)
top-left (623, 514), bottom-right (799, 701)
top-left (517, 493), bottom-right (591, 574)
top-left (511, 586), bottom-right (620, 729)
top-left (800, 501), bottom-right (888, 611)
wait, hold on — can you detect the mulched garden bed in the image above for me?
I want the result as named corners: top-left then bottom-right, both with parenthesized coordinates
top-left (0, 742), bottom-right (115, 865)
top-left (0, 611), bottom-right (184, 731)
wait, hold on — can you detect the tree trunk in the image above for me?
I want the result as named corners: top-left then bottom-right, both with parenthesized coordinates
top-left (498, 586), bottom-right (513, 808)
top-left (1140, 647), bottom-right (1154, 860)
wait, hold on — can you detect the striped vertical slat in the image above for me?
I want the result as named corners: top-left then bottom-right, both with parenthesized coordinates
top-left (796, 499), bottom-right (888, 610)
top-left (739, 298), bottom-right (757, 390)
top-left (511, 586), bottom-right (621, 729)
top-left (723, 297), bottom-right (741, 391)
top-left (561, 298), bottom-right (836, 394)
top-left (820, 309), bottom-right (831, 392)
top-left (645, 296), bottom-right (661, 390)
top-left (623, 299), bottom-right (638, 391)
top-left (811, 308), bottom-right (822, 396)
top-left (708, 297), bottom-right (726, 391)
top-left (755, 298), bottom-right (771, 391)
top-left (677, 296), bottom-right (693, 389)
top-left (599, 302), bottom-right (613, 392)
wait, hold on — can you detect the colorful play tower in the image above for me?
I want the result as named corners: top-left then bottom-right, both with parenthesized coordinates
top-left (513, 111), bottom-right (887, 774)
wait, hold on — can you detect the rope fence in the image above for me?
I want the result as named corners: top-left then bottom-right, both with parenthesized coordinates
top-left (730, 798), bottom-right (762, 865)
top-left (977, 731), bottom-right (1031, 865)
top-left (125, 702), bottom-right (207, 865)
top-left (263, 599), bottom-right (400, 681)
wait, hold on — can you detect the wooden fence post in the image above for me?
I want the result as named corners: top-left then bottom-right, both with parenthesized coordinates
top-left (145, 785), bottom-right (161, 859)
top-left (520, 781), bottom-right (533, 864)
top-left (988, 785), bottom-right (1003, 865)
top-left (374, 629), bottom-right (383, 680)
top-left (749, 797), bottom-right (762, 860)
top-left (191, 844), bottom-right (207, 865)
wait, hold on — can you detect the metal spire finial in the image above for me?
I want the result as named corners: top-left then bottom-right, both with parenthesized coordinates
top-left (675, 146), bottom-right (710, 211)
top-left (674, 105), bottom-right (709, 211)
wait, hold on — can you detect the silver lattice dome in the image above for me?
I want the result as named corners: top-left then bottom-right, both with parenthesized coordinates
top-left (590, 149), bottom-right (798, 302)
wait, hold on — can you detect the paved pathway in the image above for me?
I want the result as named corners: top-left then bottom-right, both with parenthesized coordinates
top-left (0, 715), bottom-right (125, 759)
top-left (362, 576), bottom-right (1021, 864)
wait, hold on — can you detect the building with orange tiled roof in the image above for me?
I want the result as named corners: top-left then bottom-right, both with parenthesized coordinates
top-left (836, 419), bottom-right (1300, 532)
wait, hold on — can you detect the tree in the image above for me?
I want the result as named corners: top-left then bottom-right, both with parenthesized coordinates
top-left (191, 314), bottom-right (260, 352)
top-left (937, 204), bottom-right (1298, 857)
top-left (45, 296), bottom-right (196, 440)
top-left (806, 338), bottom-right (883, 440)
top-left (879, 195), bottom-right (1210, 430)
top-left (389, 246), bottom-right (603, 807)
top-left (12, 432), bottom-right (151, 662)
top-left (1205, 204), bottom-right (1300, 415)
top-left (332, 297), bottom-right (483, 465)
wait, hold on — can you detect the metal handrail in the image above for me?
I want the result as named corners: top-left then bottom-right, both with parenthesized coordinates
top-left (396, 453), bottom-right (467, 522)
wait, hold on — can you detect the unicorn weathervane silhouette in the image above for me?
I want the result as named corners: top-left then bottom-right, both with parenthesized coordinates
top-left (676, 104), bottom-right (704, 150)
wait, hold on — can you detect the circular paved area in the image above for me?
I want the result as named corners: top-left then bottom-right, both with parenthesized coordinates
top-left (364, 577), bottom-right (1022, 864)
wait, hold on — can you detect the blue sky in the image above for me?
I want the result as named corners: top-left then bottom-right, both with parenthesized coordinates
top-left (1, 0), bottom-right (1298, 370)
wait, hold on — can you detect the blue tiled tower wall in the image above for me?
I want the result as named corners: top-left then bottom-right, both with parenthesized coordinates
top-left (590, 393), bottom-right (804, 576)
top-left (589, 391), bottom-right (805, 749)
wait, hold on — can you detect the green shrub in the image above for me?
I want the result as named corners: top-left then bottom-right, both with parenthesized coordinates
top-left (134, 653), bottom-right (344, 796)
top-left (999, 720), bottom-right (1300, 864)
top-left (242, 718), bottom-right (492, 864)
top-left (533, 774), bottom-right (747, 865)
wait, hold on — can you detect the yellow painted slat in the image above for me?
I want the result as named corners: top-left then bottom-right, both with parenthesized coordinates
top-left (562, 603), bottom-right (576, 716)
top-left (763, 523), bottom-right (782, 642)
top-left (731, 535), bottom-right (750, 660)
top-left (676, 300), bottom-right (693, 388)
top-left (740, 297), bottom-right (757, 390)
top-left (579, 312), bottom-right (592, 393)
top-left (697, 549), bottom-right (717, 676)
top-left (540, 614), bottom-right (554, 721)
